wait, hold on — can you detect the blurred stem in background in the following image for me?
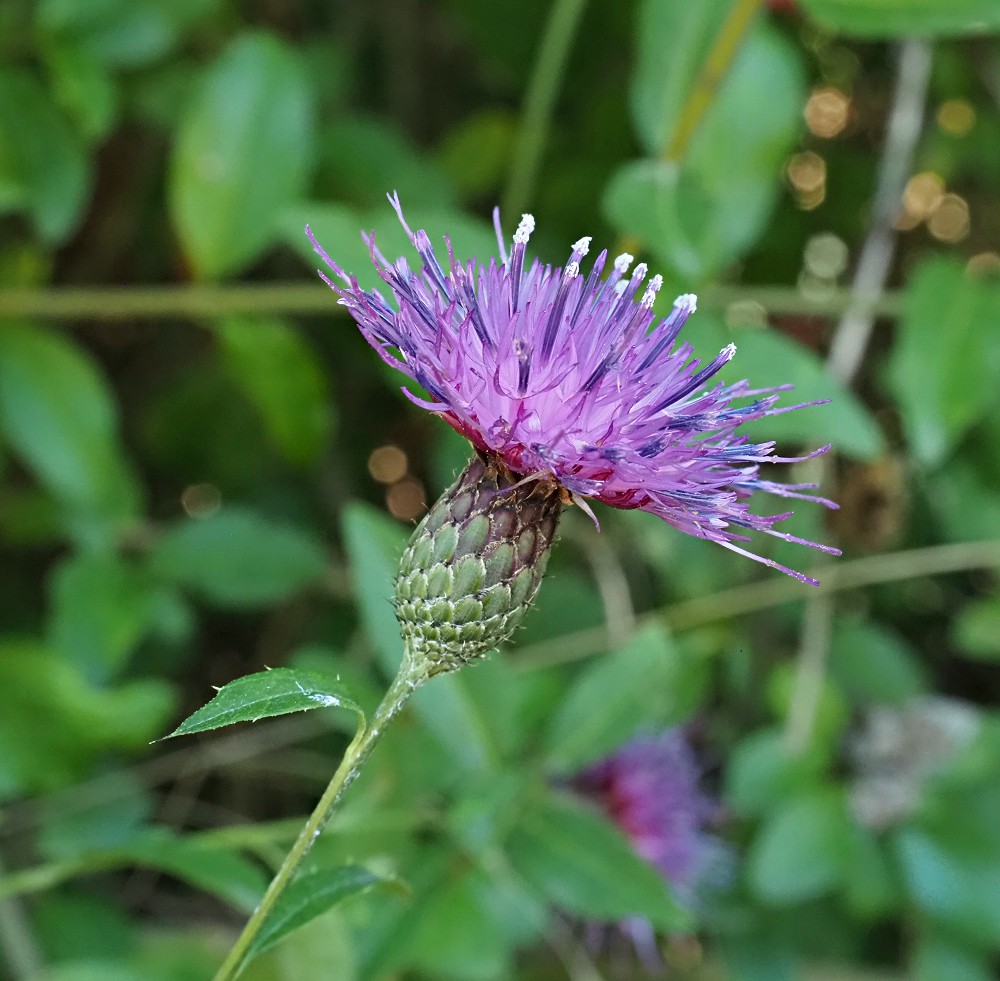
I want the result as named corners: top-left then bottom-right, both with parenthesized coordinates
top-left (784, 38), bottom-right (932, 755)
top-left (502, 0), bottom-right (589, 219)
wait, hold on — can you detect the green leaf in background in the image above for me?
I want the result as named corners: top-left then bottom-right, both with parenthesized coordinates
top-left (507, 790), bottom-right (690, 932)
top-left (886, 259), bottom-right (1000, 468)
top-left (246, 866), bottom-right (394, 963)
top-left (284, 202), bottom-right (501, 294)
top-left (0, 69), bottom-right (89, 242)
top-left (747, 789), bottom-right (853, 903)
top-left (118, 830), bottom-right (268, 913)
top-left (729, 325), bottom-right (885, 460)
top-left (48, 551), bottom-right (158, 683)
top-left (42, 43), bottom-right (118, 143)
top-left (243, 908), bottom-right (358, 981)
top-left (341, 502), bottom-right (409, 673)
top-left (952, 596), bottom-right (1000, 662)
top-left (170, 31), bottom-right (314, 279)
top-left (725, 728), bottom-right (826, 818)
top-left (543, 624), bottom-right (704, 773)
top-left (912, 934), bottom-right (997, 981)
top-left (36, 0), bottom-right (218, 69)
top-left (318, 114), bottom-right (455, 209)
top-left (829, 618), bottom-right (927, 704)
top-left (149, 507), bottom-right (327, 608)
top-left (0, 641), bottom-right (175, 799)
top-left (165, 667), bottom-right (363, 738)
top-left (606, 24), bottom-right (805, 281)
top-left (800, 0), bottom-right (1000, 39)
top-left (0, 323), bottom-right (138, 536)
top-left (212, 317), bottom-right (333, 466)
top-left (629, 0), bottom-right (731, 156)
top-left (437, 109), bottom-right (518, 200)
top-left (893, 826), bottom-right (1000, 946)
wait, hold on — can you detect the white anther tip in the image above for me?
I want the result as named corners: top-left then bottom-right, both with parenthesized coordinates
top-left (514, 214), bottom-right (535, 244)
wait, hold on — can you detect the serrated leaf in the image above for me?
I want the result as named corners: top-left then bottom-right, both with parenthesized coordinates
top-left (800, 0), bottom-right (1000, 38)
top-left (607, 24), bottom-right (805, 280)
top-left (543, 624), bottom-right (702, 773)
top-left (149, 507), bottom-right (327, 608)
top-left (165, 668), bottom-right (363, 738)
top-left (245, 866), bottom-right (395, 963)
top-left (212, 316), bottom-right (333, 465)
top-left (170, 31), bottom-right (314, 279)
top-left (506, 789), bottom-right (690, 932)
top-left (886, 259), bottom-right (1000, 468)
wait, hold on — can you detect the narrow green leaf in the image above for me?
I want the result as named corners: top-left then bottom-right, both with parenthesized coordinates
top-left (149, 507), bottom-right (327, 608)
top-left (164, 668), bottom-right (363, 738)
top-left (212, 316), bottom-right (333, 465)
top-left (170, 31), bottom-right (314, 279)
top-left (747, 789), bottom-right (852, 904)
top-left (800, 0), bottom-right (1000, 38)
top-left (246, 866), bottom-right (394, 962)
top-left (506, 790), bottom-right (690, 931)
top-left (543, 624), bottom-right (703, 773)
top-left (886, 259), bottom-right (1000, 468)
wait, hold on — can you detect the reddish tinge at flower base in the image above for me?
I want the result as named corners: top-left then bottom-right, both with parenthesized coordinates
top-left (308, 195), bottom-right (840, 583)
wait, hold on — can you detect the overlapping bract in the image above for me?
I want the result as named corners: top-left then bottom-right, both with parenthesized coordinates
top-left (309, 195), bottom-right (839, 582)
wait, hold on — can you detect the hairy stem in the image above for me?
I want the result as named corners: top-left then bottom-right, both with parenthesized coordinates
top-left (211, 659), bottom-right (424, 981)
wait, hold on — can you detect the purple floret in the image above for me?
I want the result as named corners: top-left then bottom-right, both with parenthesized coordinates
top-left (308, 194), bottom-right (840, 582)
top-left (576, 729), bottom-right (721, 903)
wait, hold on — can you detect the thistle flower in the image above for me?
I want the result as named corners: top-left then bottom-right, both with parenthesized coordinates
top-left (575, 729), bottom-right (723, 905)
top-left (308, 195), bottom-right (838, 583)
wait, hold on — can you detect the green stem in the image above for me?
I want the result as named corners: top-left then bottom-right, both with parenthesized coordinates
top-left (502, 0), bottom-right (589, 219)
top-left (663, 0), bottom-right (762, 162)
top-left (0, 282), bottom-right (903, 324)
top-left (211, 659), bottom-right (424, 981)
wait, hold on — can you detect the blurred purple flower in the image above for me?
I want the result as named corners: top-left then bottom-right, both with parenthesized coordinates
top-left (308, 195), bottom-right (839, 583)
top-left (576, 729), bottom-right (721, 904)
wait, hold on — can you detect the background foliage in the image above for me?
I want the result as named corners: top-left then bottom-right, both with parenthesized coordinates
top-left (2, 0), bottom-right (1000, 978)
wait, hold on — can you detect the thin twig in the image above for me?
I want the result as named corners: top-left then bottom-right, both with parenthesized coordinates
top-left (826, 39), bottom-right (933, 387)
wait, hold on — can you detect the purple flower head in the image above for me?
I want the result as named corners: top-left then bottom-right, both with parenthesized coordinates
top-left (576, 729), bottom-right (723, 904)
top-left (308, 195), bottom-right (840, 583)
